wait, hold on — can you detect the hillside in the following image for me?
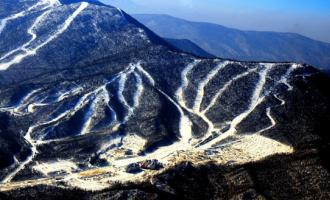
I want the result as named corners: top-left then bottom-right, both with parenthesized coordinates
top-left (0, 1), bottom-right (329, 199)
top-left (134, 14), bottom-right (330, 70)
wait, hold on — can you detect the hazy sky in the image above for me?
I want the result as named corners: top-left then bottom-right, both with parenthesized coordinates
top-left (101, 0), bottom-right (330, 43)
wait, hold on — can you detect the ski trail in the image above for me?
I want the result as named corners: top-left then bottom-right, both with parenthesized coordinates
top-left (252, 64), bottom-right (302, 135)
top-left (1, 130), bottom-right (37, 183)
top-left (279, 63), bottom-right (301, 91)
top-left (0, 88), bottom-right (43, 115)
top-left (113, 89), bottom-right (193, 168)
top-left (256, 108), bottom-right (276, 134)
top-left (175, 60), bottom-right (201, 107)
top-left (117, 65), bottom-right (137, 122)
top-left (194, 67), bottom-right (257, 146)
top-left (1, 88), bottom-right (97, 183)
top-left (0, 9), bottom-right (52, 61)
top-left (105, 64), bottom-right (194, 168)
top-left (14, 89), bottom-right (44, 114)
top-left (103, 87), bottom-right (118, 124)
top-left (175, 60), bottom-right (235, 145)
top-left (57, 87), bottom-right (84, 102)
top-left (0, 2), bottom-right (88, 70)
top-left (136, 63), bottom-right (155, 86)
top-left (0, 0), bottom-right (57, 35)
top-left (3, 103), bottom-right (72, 183)
top-left (80, 78), bottom-right (122, 135)
top-left (132, 72), bottom-right (144, 108)
top-left (271, 63), bottom-right (301, 108)
top-left (108, 64), bottom-right (193, 167)
top-left (1, 64), bottom-right (141, 182)
top-left (274, 94), bottom-right (286, 106)
top-left (1, 86), bottom-right (84, 116)
top-left (199, 63), bottom-right (274, 150)
top-left (203, 68), bottom-right (258, 114)
top-left (137, 65), bottom-right (192, 145)
top-left (81, 65), bottom-right (135, 133)
top-left (80, 91), bottom-right (101, 135)
top-left (82, 63), bottom-right (143, 133)
top-left (118, 73), bottom-right (132, 116)
top-left (192, 61), bottom-right (230, 113)
top-left (159, 89), bottom-right (192, 146)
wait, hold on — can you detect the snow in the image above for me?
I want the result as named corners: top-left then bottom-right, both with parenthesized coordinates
top-left (0, 88), bottom-right (43, 116)
top-left (279, 63), bottom-right (302, 91)
top-left (121, 133), bottom-right (147, 154)
top-left (0, 0), bottom-right (54, 35)
top-left (110, 64), bottom-right (194, 168)
top-left (57, 86), bottom-right (84, 101)
top-left (199, 63), bottom-right (274, 150)
top-left (137, 64), bottom-right (193, 146)
top-left (192, 61), bottom-right (231, 113)
top-left (80, 93), bottom-right (98, 135)
top-left (0, 2), bottom-right (88, 70)
top-left (0, 9), bottom-right (51, 61)
top-left (175, 59), bottom-right (201, 107)
top-left (203, 68), bottom-right (258, 114)
top-left (256, 107), bottom-right (277, 134)
top-left (0, 59), bottom-right (301, 189)
top-left (174, 61), bottom-right (257, 147)
top-left (32, 160), bottom-right (78, 176)
top-left (132, 72), bottom-right (144, 108)
top-left (136, 63), bottom-right (155, 86)
top-left (273, 94), bottom-right (286, 106)
top-left (215, 134), bottom-right (293, 164)
top-left (116, 64), bottom-right (144, 122)
top-left (118, 72), bottom-right (133, 122)
top-left (1, 126), bottom-right (38, 183)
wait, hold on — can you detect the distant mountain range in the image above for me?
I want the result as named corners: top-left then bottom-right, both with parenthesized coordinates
top-left (134, 14), bottom-right (330, 71)
top-left (164, 38), bottom-right (214, 58)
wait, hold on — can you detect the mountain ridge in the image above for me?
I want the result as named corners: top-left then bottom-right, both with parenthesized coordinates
top-left (164, 38), bottom-right (214, 58)
top-left (134, 14), bottom-right (330, 70)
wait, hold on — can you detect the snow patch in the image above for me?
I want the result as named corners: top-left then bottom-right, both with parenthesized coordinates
top-left (32, 160), bottom-right (78, 176)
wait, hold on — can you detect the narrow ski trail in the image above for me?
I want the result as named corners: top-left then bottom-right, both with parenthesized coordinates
top-left (0, 9), bottom-right (52, 61)
top-left (0, 0), bottom-right (59, 35)
top-left (198, 63), bottom-right (274, 149)
top-left (192, 61), bottom-right (231, 113)
top-left (202, 68), bottom-right (258, 114)
top-left (0, 2), bottom-right (88, 70)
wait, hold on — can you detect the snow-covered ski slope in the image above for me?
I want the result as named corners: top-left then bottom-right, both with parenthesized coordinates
top-left (0, 0), bottom-right (312, 192)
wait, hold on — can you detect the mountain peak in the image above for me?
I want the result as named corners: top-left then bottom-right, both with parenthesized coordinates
top-left (0, 0), bottom-right (173, 75)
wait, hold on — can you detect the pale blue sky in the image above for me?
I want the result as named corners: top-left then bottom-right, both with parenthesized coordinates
top-left (101, 0), bottom-right (330, 43)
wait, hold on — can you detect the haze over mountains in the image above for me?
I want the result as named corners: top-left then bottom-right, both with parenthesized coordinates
top-left (134, 14), bottom-right (330, 71)
top-left (0, 0), bottom-right (329, 199)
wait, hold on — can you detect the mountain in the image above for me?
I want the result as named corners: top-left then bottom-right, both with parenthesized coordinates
top-left (164, 38), bottom-right (214, 58)
top-left (133, 14), bottom-right (330, 71)
top-left (325, 70), bottom-right (330, 76)
top-left (0, 0), bottom-right (329, 199)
